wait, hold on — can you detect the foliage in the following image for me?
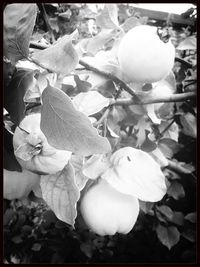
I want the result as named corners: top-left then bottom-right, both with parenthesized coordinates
top-left (3, 3), bottom-right (196, 263)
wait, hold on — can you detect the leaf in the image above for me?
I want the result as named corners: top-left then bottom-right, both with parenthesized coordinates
top-left (101, 147), bottom-right (167, 202)
top-left (73, 75), bottom-right (92, 93)
top-left (184, 212), bottom-right (196, 223)
top-left (70, 155), bottom-right (89, 191)
top-left (40, 85), bottom-right (111, 156)
top-left (149, 147), bottom-right (168, 168)
top-left (72, 91), bottom-right (110, 116)
top-left (167, 181), bottom-right (185, 200)
top-left (171, 211), bottom-right (184, 226)
top-left (32, 34), bottom-right (79, 75)
top-left (4, 4), bottom-right (37, 63)
top-left (96, 4), bottom-right (119, 29)
top-left (4, 69), bottom-right (36, 125)
top-left (177, 36), bottom-right (196, 50)
top-left (135, 117), bottom-right (151, 146)
top-left (158, 138), bottom-right (180, 159)
top-left (182, 229), bottom-right (196, 243)
top-left (156, 205), bottom-right (174, 221)
top-left (159, 121), bottom-right (179, 142)
top-left (85, 29), bottom-right (116, 56)
top-left (40, 163), bottom-right (80, 227)
top-left (180, 113), bottom-right (197, 138)
top-left (82, 154), bottom-right (110, 180)
top-left (32, 243), bottom-right (42, 252)
top-left (121, 16), bottom-right (142, 32)
top-left (156, 224), bottom-right (180, 250)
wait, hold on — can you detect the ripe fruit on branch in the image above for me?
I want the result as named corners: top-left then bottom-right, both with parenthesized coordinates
top-left (80, 178), bottom-right (139, 236)
top-left (13, 113), bottom-right (72, 175)
top-left (117, 25), bottom-right (175, 83)
top-left (3, 168), bottom-right (40, 200)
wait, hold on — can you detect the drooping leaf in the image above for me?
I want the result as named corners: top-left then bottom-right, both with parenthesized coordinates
top-left (156, 224), bottom-right (180, 250)
top-left (3, 4), bottom-right (37, 63)
top-left (32, 34), bottom-right (79, 75)
top-left (4, 69), bottom-right (36, 125)
top-left (40, 163), bottom-right (80, 227)
top-left (180, 112), bottom-right (197, 138)
top-left (167, 181), bottom-right (185, 200)
top-left (96, 4), bottom-right (119, 29)
top-left (101, 147), bottom-right (167, 202)
top-left (135, 117), bottom-right (151, 146)
top-left (40, 85), bottom-right (111, 156)
top-left (73, 75), bottom-right (92, 93)
top-left (177, 36), bottom-right (196, 50)
top-left (72, 91), bottom-right (110, 116)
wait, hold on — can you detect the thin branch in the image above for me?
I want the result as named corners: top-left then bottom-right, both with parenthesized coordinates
top-left (109, 92), bottom-right (196, 106)
top-left (175, 57), bottom-right (193, 68)
top-left (79, 59), bottom-right (141, 101)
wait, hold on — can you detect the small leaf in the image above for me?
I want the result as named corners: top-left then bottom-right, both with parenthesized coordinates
top-left (185, 212), bottom-right (196, 223)
top-left (156, 224), bottom-right (180, 250)
top-left (182, 229), bottom-right (196, 243)
top-left (40, 163), bottom-right (80, 226)
top-left (177, 36), bottom-right (196, 50)
top-left (74, 75), bottom-right (92, 93)
top-left (96, 4), bottom-right (119, 29)
top-left (180, 113), bottom-right (197, 138)
top-left (4, 4), bottom-right (37, 63)
top-left (41, 85), bottom-right (111, 156)
top-left (171, 211), bottom-right (184, 226)
top-left (149, 147), bottom-right (168, 168)
top-left (32, 34), bottom-right (79, 75)
top-left (135, 118), bottom-right (151, 146)
top-left (102, 147), bottom-right (167, 202)
top-left (167, 181), bottom-right (185, 200)
top-left (11, 235), bottom-right (23, 244)
top-left (156, 205), bottom-right (174, 221)
top-left (72, 91), bottom-right (110, 116)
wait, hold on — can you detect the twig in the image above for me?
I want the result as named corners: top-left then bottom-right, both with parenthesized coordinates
top-left (109, 91), bottom-right (196, 105)
top-left (175, 57), bottom-right (193, 68)
top-left (79, 59), bottom-right (141, 101)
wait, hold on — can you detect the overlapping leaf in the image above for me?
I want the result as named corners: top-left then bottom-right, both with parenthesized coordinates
top-left (96, 4), bottom-right (119, 29)
top-left (4, 4), bottom-right (37, 63)
top-left (32, 34), bottom-right (79, 75)
top-left (40, 163), bottom-right (80, 226)
top-left (40, 84), bottom-right (111, 156)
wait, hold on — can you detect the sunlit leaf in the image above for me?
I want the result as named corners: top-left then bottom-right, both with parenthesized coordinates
top-left (41, 85), bottom-right (111, 156)
top-left (177, 36), bottom-right (196, 50)
top-left (180, 112), bottom-right (197, 138)
top-left (40, 163), bottom-right (80, 226)
top-left (72, 91), bottom-right (110, 116)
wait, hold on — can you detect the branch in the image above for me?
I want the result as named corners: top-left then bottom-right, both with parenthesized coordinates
top-left (175, 57), bottom-right (193, 68)
top-left (79, 59), bottom-right (141, 101)
top-left (109, 92), bottom-right (196, 106)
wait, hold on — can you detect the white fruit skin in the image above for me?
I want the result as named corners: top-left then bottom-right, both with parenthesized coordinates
top-left (13, 113), bottom-right (72, 175)
top-left (80, 179), bottom-right (139, 236)
top-left (3, 169), bottom-right (40, 200)
top-left (118, 25), bottom-right (175, 83)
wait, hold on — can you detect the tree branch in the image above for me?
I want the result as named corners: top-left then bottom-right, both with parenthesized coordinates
top-left (109, 91), bottom-right (196, 106)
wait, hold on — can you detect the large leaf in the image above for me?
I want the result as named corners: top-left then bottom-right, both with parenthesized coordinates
top-left (156, 224), bottom-right (180, 250)
top-left (40, 84), bottom-right (111, 156)
top-left (40, 163), bottom-right (80, 227)
top-left (4, 69), bottom-right (36, 125)
top-left (72, 91), bottom-right (110, 116)
top-left (4, 4), bottom-right (37, 64)
top-left (101, 147), bottom-right (167, 202)
top-left (96, 4), bottom-right (119, 29)
top-left (32, 34), bottom-right (79, 75)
